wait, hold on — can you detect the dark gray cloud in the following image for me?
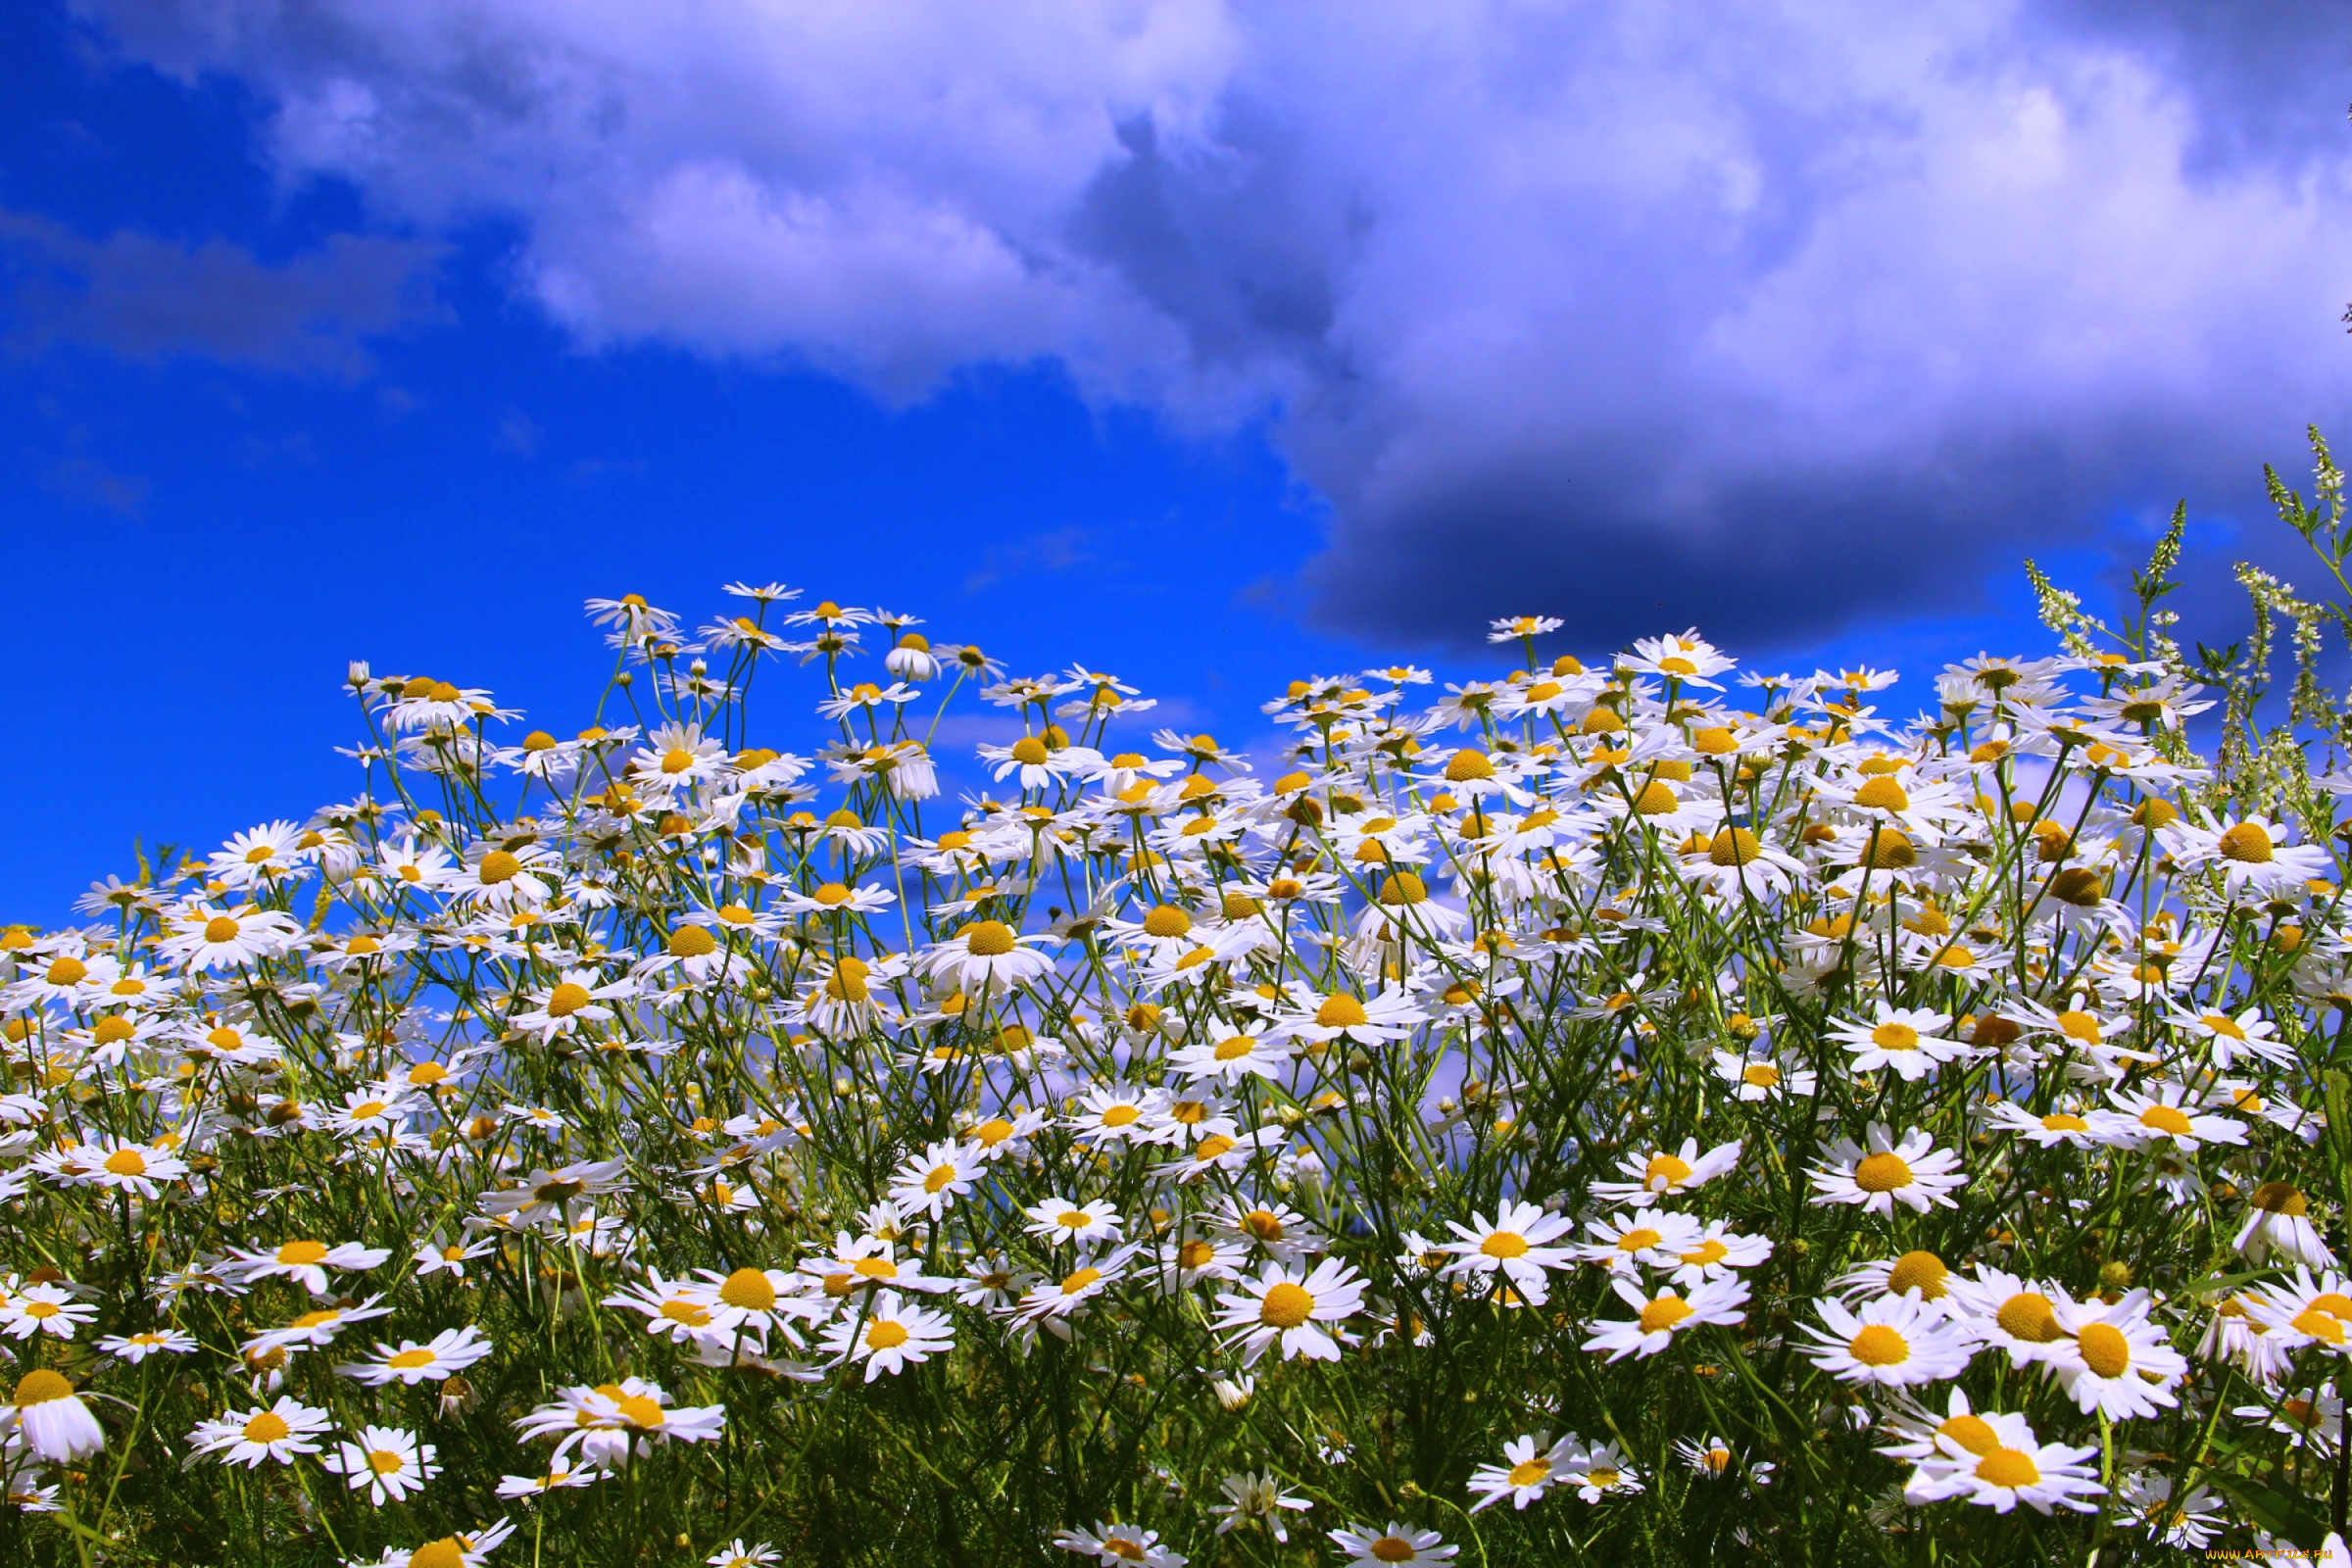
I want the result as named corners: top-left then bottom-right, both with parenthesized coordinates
top-left (69, 0), bottom-right (2352, 649)
top-left (0, 210), bottom-right (441, 375)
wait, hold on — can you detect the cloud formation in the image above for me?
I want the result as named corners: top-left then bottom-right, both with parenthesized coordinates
top-left (76, 0), bottom-right (2352, 647)
top-left (0, 209), bottom-right (441, 375)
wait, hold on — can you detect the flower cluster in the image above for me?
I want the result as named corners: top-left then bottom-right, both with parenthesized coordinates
top-left (6, 514), bottom-right (2352, 1564)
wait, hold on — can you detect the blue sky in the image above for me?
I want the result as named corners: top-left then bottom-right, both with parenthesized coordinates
top-left (1, 0), bottom-right (2345, 922)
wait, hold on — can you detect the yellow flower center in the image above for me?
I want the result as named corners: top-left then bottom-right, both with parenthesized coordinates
top-left (387, 1348), bottom-right (439, 1369)
top-left (44, 956), bottom-right (87, 986)
top-left (1060, 1267), bottom-right (1102, 1294)
top-left (2253, 1182), bottom-right (2308, 1215)
top-left (203, 916), bottom-right (241, 944)
top-left (2041, 1113), bottom-right (2089, 1132)
top-left (275, 1241), bottom-right (329, 1267)
top-left (477, 851), bottom-right (520, 885)
top-left (1740, 1063), bottom-right (1780, 1088)
top-left (1644, 1153), bottom-right (1692, 1189)
top-left (668, 925), bottom-right (716, 957)
top-left (1633, 781), bottom-right (1678, 815)
top-left (1975, 1448), bottom-right (2040, 1489)
top-left (1259, 1282), bottom-right (1316, 1328)
top-left (2219, 822), bottom-right (2275, 863)
top-left (1142, 906), bottom-right (1192, 938)
top-left (547, 982), bottom-right (592, 1017)
top-left (1937, 1414), bottom-right (1999, 1456)
top-left (1886, 1250), bottom-right (1948, 1299)
top-left (1507, 1458), bottom-right (1551, 1487)
top-left (1871, 1023), bottom-right (1920, 1053)
top-left (865, 1319), bottom-right (909, 1350)
top-left (243, 1411), bottom-right (291, 1444)
top-left (103, 1149), bottom-right (149, 1177)
top-left (2137, 1104), bottom-right (2195, 1139)
top-left (1315, 995), bottom-right (1369, 1028)
top-left (1708, 827), bottom-right (1762, 865)
top-left (12, 1369), bottom-right (72, 1406)
top-left (719, 1269), bottom-right (776, 1311)
top-left (1852, 1153), bottom-right (1912, 1193)
top-left (2076, 1321), bottom-right (2132, 1378)
top-left (1681, 1239), bottom-right (1729, 1266)
top-left (1853, 777), bottom-right (1909, 811)
top-left (1639, 1295), bottom-right (1694, 1334)
top-left (1847, 1325), bottom-right (1910, 1366)
top-left (962, 921), bottom-right (1017, 956)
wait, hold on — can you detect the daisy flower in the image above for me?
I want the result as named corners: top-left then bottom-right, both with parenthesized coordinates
top-left (98, 1328), bottom-right (198, 1363)
top-left (322, 1425), bottom-right (438, 1505)
top-left (1052, 1521), bottom-right (1187, 1567)
top-left (1329, 1522), bottom-right (1456, 1567)
top-left (2248, 1267), bottom-right (2352, 1354)
top-left (56, 1138), bottom-right (187, 1199)
top-left (3, 1369), bottom-right (104, 1461)
top-left (917, 921), bottom-right (1057, 994)
top-left (817, 1292), bottom-right (955, 1381)
top-left (1211, 1259), bottom-right (1368, 1365)
top-left (1169, 1030), bottom-right (1296, 1084)
top-left (1987, 1101), bottom-right (2099, 1149)
top-left (1830, 1004), bottom-right (1968, 1081)
top-left (1589, 1137), bottom-right (1742, 1208)
top-left (0, 1285), bottom-right (97, 1341)
top-left (1442, 1200), bottom-right (1578, 1298)
top-left (336, 1325), bottom-right (496, 1386)
top-left (1469, 1431), bottom-right (1577, 1511)
top-left (1559, 1440), bottom-right (1643, 1502)
top-left (890, 1140), bottom-right (982, 1221)
top-left (1711, 1047), bottom-right (1815, 1101)
top-left (2090, 1085), bottom-right (2247, 1153)
top-left (1801, 1294), bottom-right (1972, 1388)
top-left (1581, 1277), bottom-right (1749, 1361)
top-left (2170, 1004), bottom-right (2293, 1069)
top-left (1010, 1249), bottom-right (1138, 1338)
top-left (1571, 1210), bottom-right (1703, 1278)
top-left (1832, 1249), bottom-right (1956, 1308)
top-left (2236, 1182), bottom-right (2338, 1268)
top-left (707, 1543), bottom-right (782, 1568)
top-left (1274, 986), bottom-right (1425, 1048)
top-left (1666, 1223), bottom-right (1774, 1288)
top-left (1906, 1409), bottom-right (2104, 1514)
top-left (189, 1397), bottom-right (332, 1467)
top-left (1942, 1267), bottom-right (2075, 1364)
top-left (2042, 1292), bottom-right (2188, 1420)
top-left (223, 1238), bottom-right (392, 1297)
top-left (1209, 1470), bottom-right (1313, 1540)
top-left (1807, 1126), bottom-right (1965, 1215)
top-left (1025, 1197), bottom-right (1125, 1247)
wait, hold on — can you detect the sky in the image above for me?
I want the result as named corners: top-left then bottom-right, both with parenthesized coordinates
top-left (0, 0), bottom-right (2346, 924)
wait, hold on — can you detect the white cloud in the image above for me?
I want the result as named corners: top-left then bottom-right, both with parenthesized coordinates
top-left (80, 0), bottom-right (2352, 643)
